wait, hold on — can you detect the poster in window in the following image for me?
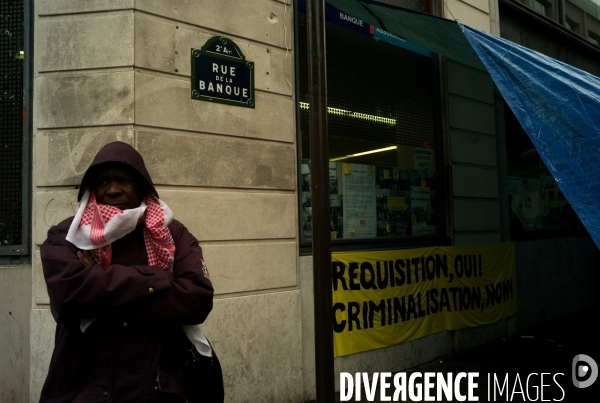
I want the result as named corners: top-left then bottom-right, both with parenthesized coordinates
top-left (508, 176), bottom-right (542, 231)
top-left (342, 163), bottom-right (377, 238)
top-left (330, 162), bottom-right (344, 239)
top-left (410, 185), bottom-right (436, 236)
top-left (301, 160), bottom-right (345, 241)
top-left (375, 166), bottom-right (411, 237)
top-left (300, 161), bottom-right (312, 240)
top-left (414, 147), bottom-right (434, 172)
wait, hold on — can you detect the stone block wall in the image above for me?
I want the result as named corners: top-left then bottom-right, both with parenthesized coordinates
top-left (443, 0), bottom-right (499, 34)
top-left (0, 267), bottom-right (31, 403)
top-left (31, 1), bottom-right (302, 402)
top-left (444, 59), bottom-right (511, 349)
top-left (446, 60), bottom-right (500, 247)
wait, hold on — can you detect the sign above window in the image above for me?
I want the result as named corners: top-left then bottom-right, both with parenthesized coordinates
top-left (191, 36), bottom-right (255, 108)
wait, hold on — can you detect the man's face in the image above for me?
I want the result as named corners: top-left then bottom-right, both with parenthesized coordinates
top-left (92, 163), bottom-right (144, 210)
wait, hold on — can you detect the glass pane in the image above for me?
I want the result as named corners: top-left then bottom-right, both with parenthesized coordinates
top-left (298, 8), bottom-right (439, 243)
top-left (532, 0), bottom-right (550, 17)
top-left (504, 103), bottom-right (584, 235)
top-left (566, 0), bottom-right (600, 44)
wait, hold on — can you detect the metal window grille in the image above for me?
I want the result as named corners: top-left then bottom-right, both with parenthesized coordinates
top-left (0, 0), bottom-right (25, 251)
top-left (297, 15), bottom-right (435, 160)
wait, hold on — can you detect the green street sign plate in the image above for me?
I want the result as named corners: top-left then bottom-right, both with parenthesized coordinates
top-left (191, 36), bottom-right (255, 108)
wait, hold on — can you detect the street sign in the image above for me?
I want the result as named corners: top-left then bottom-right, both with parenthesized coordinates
top-left (191, 36), bottom-right (255, 108)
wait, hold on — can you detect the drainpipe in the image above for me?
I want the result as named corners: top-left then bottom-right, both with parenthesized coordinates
top-left (306, 0), bottom-right (334, 402)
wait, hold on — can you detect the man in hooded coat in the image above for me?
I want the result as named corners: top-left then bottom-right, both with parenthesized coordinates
top-left (39, 142), bottom-right (214, 402)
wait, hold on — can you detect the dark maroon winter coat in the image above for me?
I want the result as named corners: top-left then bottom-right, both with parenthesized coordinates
top-left (40, 142), bottom-right (214, 403)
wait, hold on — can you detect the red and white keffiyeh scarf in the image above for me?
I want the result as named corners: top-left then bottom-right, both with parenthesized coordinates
top-left (66, 190), bottom-right (176, 270)
top-left (68, 190), bottom-right (212, 356)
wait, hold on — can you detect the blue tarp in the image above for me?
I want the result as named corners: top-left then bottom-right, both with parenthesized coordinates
top-left (464, 26), bottom-right (600, 249)
top-left (325, 0), bottom-right (600, 249)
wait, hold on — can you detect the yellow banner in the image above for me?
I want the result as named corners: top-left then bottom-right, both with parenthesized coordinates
top-left (332, 243), bottom-right (517, 357)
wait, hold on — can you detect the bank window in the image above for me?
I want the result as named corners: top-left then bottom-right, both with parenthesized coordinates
top-left (296, 2), bottom-right (444, 247)
top-left (504, 103), bottom-right (586, 238)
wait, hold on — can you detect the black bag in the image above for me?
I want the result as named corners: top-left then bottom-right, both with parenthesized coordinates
top-left (182, 337), bottom-right (224, 403)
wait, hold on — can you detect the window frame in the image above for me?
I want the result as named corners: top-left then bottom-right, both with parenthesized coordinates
top-left (0, 0), bottom-right (32, 256)
top-left (506, 0), bottom-right (600, 50)
top-left (294, 0), bottom-right (448, 254)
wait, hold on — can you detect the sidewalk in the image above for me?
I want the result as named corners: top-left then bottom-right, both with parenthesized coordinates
top-left (330, 305), bottom-right (599, 402)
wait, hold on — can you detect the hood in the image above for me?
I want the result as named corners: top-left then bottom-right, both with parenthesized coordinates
top-left (77, 141), bottom-right (158, 201)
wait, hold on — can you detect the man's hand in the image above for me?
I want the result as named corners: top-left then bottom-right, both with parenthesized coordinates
top-left (77, 250), bottom-right (96, 268)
